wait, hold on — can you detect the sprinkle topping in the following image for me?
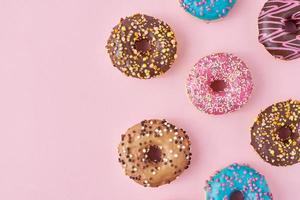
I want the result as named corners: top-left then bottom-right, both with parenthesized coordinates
top-left (186, 53), bottom-right (254, 115)
top-left (106, 14), bottom-right (177, 79)
top-left (118, 119), bottom-right (191, 187)
top-left (251, 100), bottom-right (300, 166)
top-left (205, 164), bottom-right (273, 200)
top-left (179, 0), bottom-right (237, 21)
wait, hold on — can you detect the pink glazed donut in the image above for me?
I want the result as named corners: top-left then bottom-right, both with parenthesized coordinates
top-left (186, 53), bottom-right (254, 115)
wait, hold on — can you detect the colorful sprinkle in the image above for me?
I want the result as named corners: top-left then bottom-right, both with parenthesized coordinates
top-left (186, 53), bottom-right (254, 115)
top-left (179, 0), bottom-right (237, 21)
top-left (106, 14), bottom-right (177, 79)
top-left (251, 100), bottom-right (300, 166)
top-left (205, 164), bottom-right (273, 200)
top-left (118, 119), bottom-right (192, 187)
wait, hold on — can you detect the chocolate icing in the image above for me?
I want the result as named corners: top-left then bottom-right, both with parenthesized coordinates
top-left (106, 14), bottom-right (177, 79)
top-left (251, 100), bottom-right (300, 166)
top-left (258, 0), bottom-right (300, 61)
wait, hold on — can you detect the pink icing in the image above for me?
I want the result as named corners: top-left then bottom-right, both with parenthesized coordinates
top-left (258, 0), bottom-right (300, 60)
top-left (186, 53), bottom-right (254, 115)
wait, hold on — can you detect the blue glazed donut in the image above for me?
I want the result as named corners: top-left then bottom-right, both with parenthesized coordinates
top-left (205, 164), bottom-right (273, 200)
top-left (179, 0), bottom-right (237, 21)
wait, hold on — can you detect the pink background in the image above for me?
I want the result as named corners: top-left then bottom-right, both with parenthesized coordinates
top-left (1, 0), bottom-right (300, 199)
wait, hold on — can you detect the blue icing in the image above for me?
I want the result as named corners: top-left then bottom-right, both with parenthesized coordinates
top-left (180, 0), bottom-right (237, 21)
top-left (205, 164), bottom-right (273, 200)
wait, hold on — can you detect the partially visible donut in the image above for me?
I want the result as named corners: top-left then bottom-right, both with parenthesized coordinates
top-left (258, 0), bottom-right (300, 61)
top-left (205, 163), bottom-right (273, 200)
top-left (186, 53), bottom-right (254, 115)
top-left (118, 119), bottom-right (192, 187)
top-left (251, 100), bottom-right (300, 166)
top-left (179, 0), bottom-right (237, 21)
top-left (106, 14), bottom-right (177, 79)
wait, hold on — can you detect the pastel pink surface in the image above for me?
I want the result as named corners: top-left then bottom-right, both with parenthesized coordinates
top-left (0, 0), bottom-right (300, 200)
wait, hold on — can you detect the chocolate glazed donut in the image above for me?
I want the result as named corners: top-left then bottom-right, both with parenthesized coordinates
top-left (251, 100), bottom-right (300, 166)
top-left (258, 0), bottom-right (300, 61)
top-left (106, 14), bottom-right (177, 79)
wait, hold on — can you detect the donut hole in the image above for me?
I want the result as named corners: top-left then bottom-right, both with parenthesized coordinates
top-left (146, 145), bottom-right (162, 163)
top-left (135, 38), bottom-right (152, 53)
top-left (230, 190), bottom-right (244, 200)
top-left (278, 126), bottom-right (292, 143)
top-left (284, 19), bottom-right (298, 33)
top-left (210, 80), bottom-right (227, 93)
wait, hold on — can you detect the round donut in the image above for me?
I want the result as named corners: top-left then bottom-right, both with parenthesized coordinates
top-left (258, 0), bottom-right (300, 61)
top-left (205, 163), bottom-right (273, 200)
top-left (118, 119), bottom-right (192, 187)
top-left (179, 0), bottom-right (237, 21)
top-left (106, 14), bottom-right (177, 79)
top-left (186, 53), bottom-right (254, 115)
top-left (251, 100), bottom-right (300, 166)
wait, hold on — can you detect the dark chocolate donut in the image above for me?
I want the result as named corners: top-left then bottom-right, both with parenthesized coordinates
top-left (251, 100), bottom-right (300, 166)
top-left (258, 0), bottom-right (300, 61)
top-left (106, 14), bottom-right (177, 79)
